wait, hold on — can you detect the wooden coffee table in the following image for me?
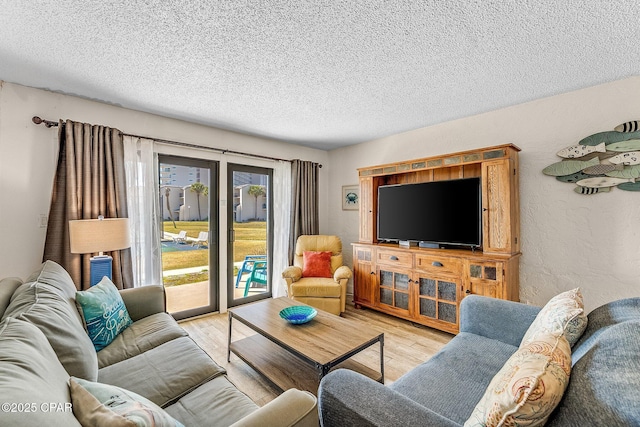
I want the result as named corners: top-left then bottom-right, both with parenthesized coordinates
top-left (227, 297), bottom-right (384, 394)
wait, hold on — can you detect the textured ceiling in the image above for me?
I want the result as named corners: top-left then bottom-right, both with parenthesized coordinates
top-left (1, 1), bottom-right (640, 150)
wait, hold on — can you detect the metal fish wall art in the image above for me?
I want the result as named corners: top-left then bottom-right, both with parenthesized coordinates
top-left (542, 157), bottom-right (599, 177)
top-left (556, 171), bottom-right (603, 183)
top-left (545, 123), bottom-right (640, 195)
top-left (556, 142), bottom-right (606, 159)
top-left (608, 151), bottom-right (640, 165)
top-left (605, 139), bottom-right (640, 152)
top-left (605, 165), bottom-right (640, 179)
top-left (578, 130), bottom-right (640, 146)
top-left (582, 164), bottom-right (616, 175)
top-left (576, 177), bottom-right (634, 188)
top-left (614, 121), bottom-right (640, 132)
top-left (573, 186), bottom-right (611, 195)
top-left (617, 181), bottom-right (640, 191)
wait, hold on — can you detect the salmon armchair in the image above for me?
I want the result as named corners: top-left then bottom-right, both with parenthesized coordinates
top-left (282, 235), bottom-right (352, 315)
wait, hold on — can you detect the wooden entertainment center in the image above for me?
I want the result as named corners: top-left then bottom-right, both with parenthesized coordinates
top-left (352, 144), bottom-right (521, 334)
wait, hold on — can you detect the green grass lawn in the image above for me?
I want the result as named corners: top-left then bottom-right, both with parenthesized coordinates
top-left (162, 220), bottom-right (267, 273)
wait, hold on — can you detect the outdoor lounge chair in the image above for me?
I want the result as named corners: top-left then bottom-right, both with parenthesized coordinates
top-left (192, 231), bottom-right (208, 248)
top-left (172, 230), bottom-right (187, 244)
top-left (234, 255), bottom-right (268, 288)
top-left (243, 260), bottom-right (267, 297)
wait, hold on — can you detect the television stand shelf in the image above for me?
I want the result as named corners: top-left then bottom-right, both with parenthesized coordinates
top-left (353, 144), bottom-right (521, 334)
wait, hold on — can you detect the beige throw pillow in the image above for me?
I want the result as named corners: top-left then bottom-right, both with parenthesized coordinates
top-left (465, 333), bottom-right (572, 427)
top-left (521, 288), bottom-right (587, 348)
top-left (70, 377), bottom-right (183, 427)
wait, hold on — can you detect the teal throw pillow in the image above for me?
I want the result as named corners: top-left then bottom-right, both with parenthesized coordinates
top-left (76, 277), bottom-right (132, 352)
top-left (70, 377), bottom-right (184, 427)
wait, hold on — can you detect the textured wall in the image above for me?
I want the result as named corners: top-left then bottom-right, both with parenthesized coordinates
top-left (328, 77), bottom-right (640, 313)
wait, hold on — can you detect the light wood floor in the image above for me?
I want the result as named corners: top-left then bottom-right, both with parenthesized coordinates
top-left (179, 301), bottom-right (453, 406)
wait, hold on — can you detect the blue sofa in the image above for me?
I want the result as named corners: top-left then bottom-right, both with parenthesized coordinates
top-left (318, 295), bottom-right (640, 426)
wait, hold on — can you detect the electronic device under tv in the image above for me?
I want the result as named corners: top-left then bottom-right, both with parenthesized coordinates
top-left (377, 177), bottom-right (482, 249)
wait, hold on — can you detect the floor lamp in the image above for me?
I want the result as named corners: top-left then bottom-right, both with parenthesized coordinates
top-left (69, 216), bottom-right (131, 287)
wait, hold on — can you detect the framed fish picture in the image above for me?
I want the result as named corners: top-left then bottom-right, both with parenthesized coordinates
top-left (342, 185), bottom-right (360, 210)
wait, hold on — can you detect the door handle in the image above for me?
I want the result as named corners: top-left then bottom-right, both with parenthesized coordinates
top-left (229, 229), bottom-right (235, 243)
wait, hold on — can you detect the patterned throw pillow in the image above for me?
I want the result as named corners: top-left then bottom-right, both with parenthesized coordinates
top-left (520, 288), bottom-right (587, 348)
top-left (465, 333), bottom-right (572, 427)
top-left (76, 277), bottom-right (132, 352)
top-left (70, 377), bottom-right (184, 427)
top-left (302, 251), bottom-right (333, 278)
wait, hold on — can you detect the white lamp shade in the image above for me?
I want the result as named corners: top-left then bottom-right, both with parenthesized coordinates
top-left (69, 218), bottom-right (131, 254)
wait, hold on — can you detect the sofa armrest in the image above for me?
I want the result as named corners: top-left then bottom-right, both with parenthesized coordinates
top-left (119, 285), bottom-right (166, 322)
top-left (459, 295), bottom-right (540, 347)
top-left (333, 265), bottom-right (352, 282)
top-left (282, 266), bottom-right (303, 283)
top-left (318, 369), bottom-right (461, 427)
top-left (230, 389), bottom-right (318, 427)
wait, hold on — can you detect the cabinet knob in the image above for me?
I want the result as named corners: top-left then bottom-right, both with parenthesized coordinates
top-left (432, 261), bottom-right (443, 267)
top-left (465, 289), bottom-right (471, 294)
top-left (390, 255), bottom-right (399, 261)
top-left (370, 271), bottom-right (375, 275)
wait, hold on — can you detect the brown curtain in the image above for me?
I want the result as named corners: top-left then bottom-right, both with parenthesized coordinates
top-left (288, 159), bottom-right (320, 263)
top-left (43, 120), bottom-right (133, 290)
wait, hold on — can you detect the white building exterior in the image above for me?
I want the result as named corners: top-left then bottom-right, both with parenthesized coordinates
top-left (233, 184), bottom-right (267, 222)
top-left (160, 185), bottom-right (209, 221)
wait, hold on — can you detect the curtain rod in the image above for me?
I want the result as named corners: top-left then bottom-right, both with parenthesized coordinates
top-left (32, 116), bottom-right (322, 167)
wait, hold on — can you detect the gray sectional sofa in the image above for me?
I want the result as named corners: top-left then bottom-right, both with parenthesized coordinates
top-left (318, 294), bottom-right (640, 426)
top-left (0, 260), bottom-right (318, 426)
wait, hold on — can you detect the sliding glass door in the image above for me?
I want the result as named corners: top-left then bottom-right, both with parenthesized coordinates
top-left (158, 155), bottom-right (218, 320)
top-left (227, 164), bottom-right (273, 307)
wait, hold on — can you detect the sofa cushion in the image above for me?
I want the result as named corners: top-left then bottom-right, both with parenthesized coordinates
top-left (465, 333), bottom-right (571, 427)
top-left (0, 317), bottom-right (81, 427)
top-left (520, 288), bottom-right (587, 348)
top-left (98, 312), bottom-right (188, 368)
top-left (2, 260), bottom-right (98, 380)
top-left (389, 332), bottom-right (517, 424)
top-left (0, 277), bottom-right (22, 318)
top-left (164, 376), bottom-right (259, 426)
top-left (290, 278), bottom-right (343, 298)
top-left (98, 336), bottom-right (227, 407)
top-left (76, 276), bottom-right (133, 351)
top-left (70, 377), bottom-right (184, 427)
top-left (571, 296), bottom-right (640, 360)
top-left (547, 300), bottom-right (640, 426)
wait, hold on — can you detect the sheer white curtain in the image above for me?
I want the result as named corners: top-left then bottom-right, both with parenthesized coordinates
top-left (123, 136), bottom-right (162, 287)
top-left (271, 160), bottom-right (292, 297)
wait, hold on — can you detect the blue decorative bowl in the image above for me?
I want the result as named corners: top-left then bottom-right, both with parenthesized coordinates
top-left (279, 306), bottom-right (317, 324)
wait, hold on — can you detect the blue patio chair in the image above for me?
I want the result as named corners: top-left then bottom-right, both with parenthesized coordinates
top-left (234, 255), bottom-right (267, 288)
top-left (244, 260), bottom-right (267, 297)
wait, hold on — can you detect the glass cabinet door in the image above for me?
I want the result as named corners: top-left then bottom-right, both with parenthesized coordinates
top-left (416, 274), bottom-right (460, 326)
top-left (377, 267), bottom-right (410, 315)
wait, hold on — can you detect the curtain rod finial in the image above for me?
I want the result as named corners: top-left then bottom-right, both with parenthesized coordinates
top-left (32, 116), bottom-right (59, 128)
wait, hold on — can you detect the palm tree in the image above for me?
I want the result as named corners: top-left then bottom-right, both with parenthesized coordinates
top-left (247, 185), bottom-right (266, 220)
top-left (163, 187), bottom-right (176, 228)
top-left (190, 182), bottom-right (209, 221)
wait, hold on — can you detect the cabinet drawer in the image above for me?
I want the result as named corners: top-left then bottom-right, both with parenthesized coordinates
top-left (376, 250), bottom-right (413, 268)
top-left (415, 254), bottom-right (462, 276)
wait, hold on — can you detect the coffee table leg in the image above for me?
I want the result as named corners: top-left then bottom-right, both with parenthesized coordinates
top-left (379, 334), bottom-right (385, 383)
top-left (227, 312), bottom-right (233, 362)
top-left (317, 363), bottom-right (331, 382)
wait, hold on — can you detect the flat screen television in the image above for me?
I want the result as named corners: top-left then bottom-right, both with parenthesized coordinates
top-left (377, 177), bottom-right (482, 248)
